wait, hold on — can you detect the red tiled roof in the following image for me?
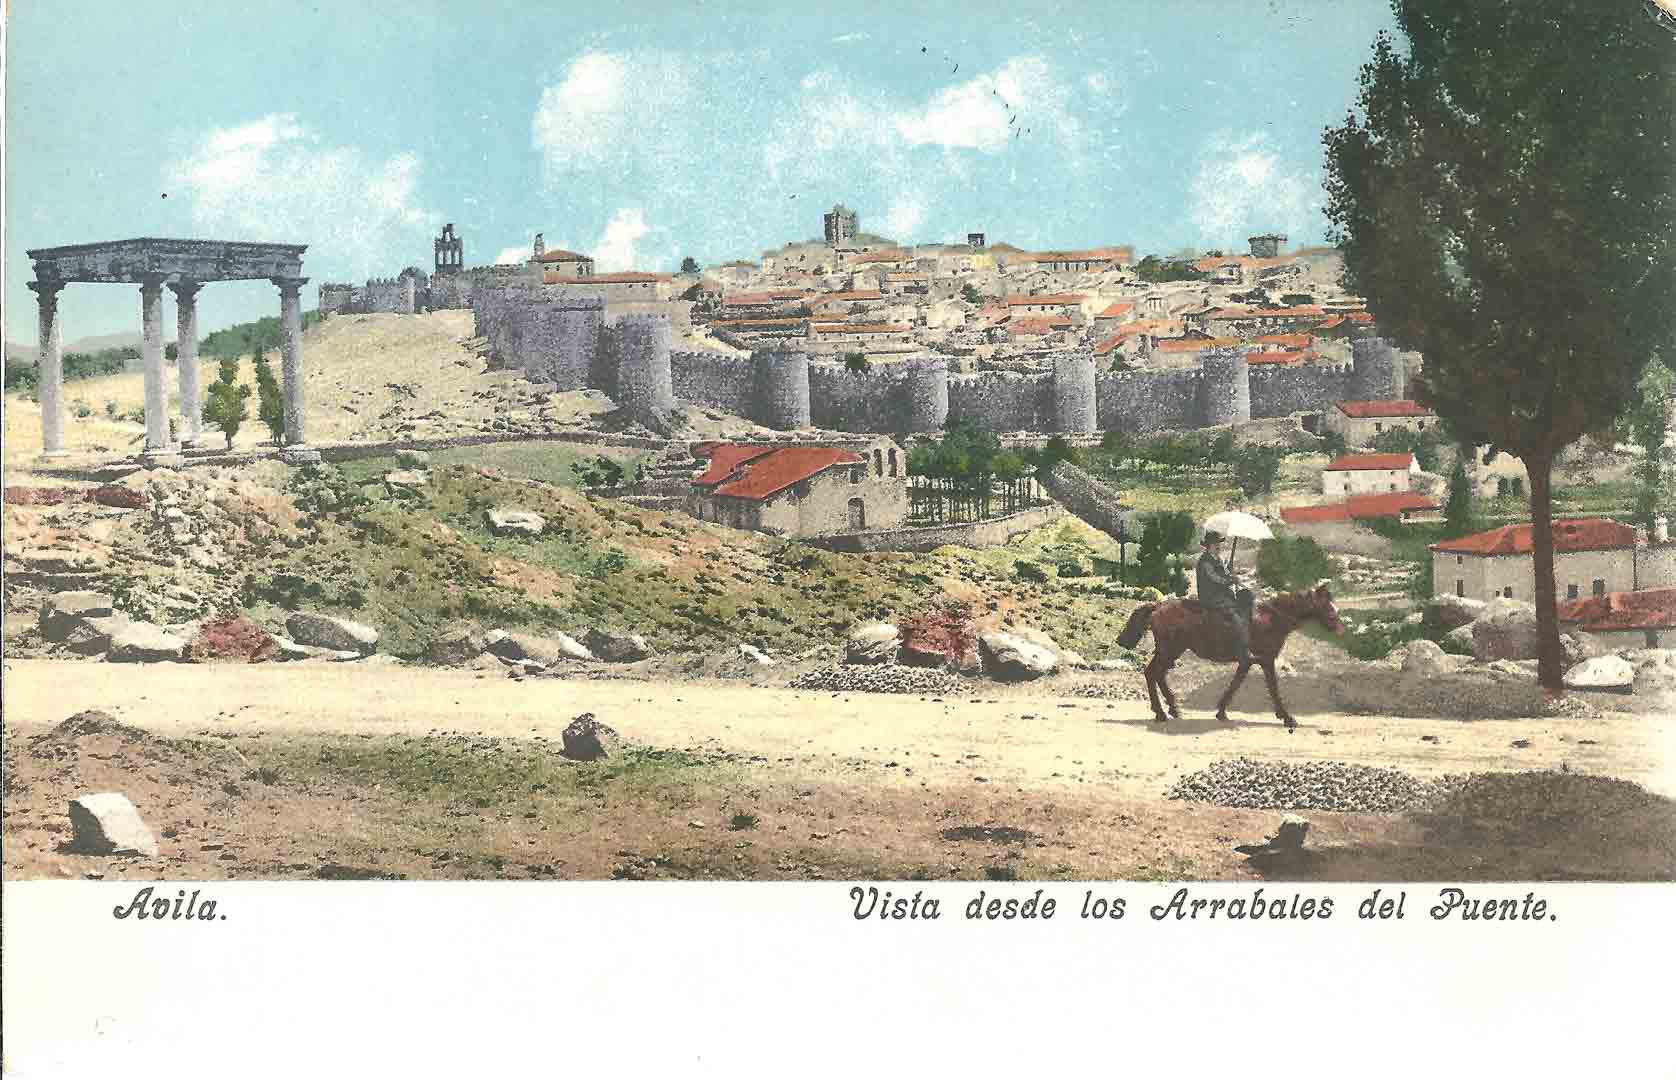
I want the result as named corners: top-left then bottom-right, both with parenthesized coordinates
top-left (1281, 491), bottom-right (1438, 524)
top-left (1247, 351), bottom-right (1308, 366)
top-left (809, 322), bottom-right (910, 335)
top-left (709, 318), bottom-right (807, 329)
top-left (821, 290), bottom-right (884, 301)
top-left (1006, 293), bottom-right (1086, 307)
top-left (1431, 517), bottom-right (1639, 557)
top-left (851, 250), bottom-right (910, 265)
top-left (1093, 333), bottom-right (1129, 356)
top-left (1254, 333), bottom-right (1313, 349)
top-left (1326, 452), bottom-right (1415, 471)
top-left (1098, 302), bottom-right (1136, 318)
top-left (1558, 587), bottom-right (1676, 632)
top-left (1007, 316), bottom-right (1073, 335)
top-left (699, 445), bottom-right (866, 501)
top-left (585, 272), bottom-right (669, 283)
top-left (692, 443), bottom-right (778, 486)
top-left (1336, 399), bottom-right (1434, 419)
top-left (533, 248), bottom-right (591, 262)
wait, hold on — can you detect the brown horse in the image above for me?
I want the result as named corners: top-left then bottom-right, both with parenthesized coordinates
top-left (1115, 582), bottom-right (1345, 731)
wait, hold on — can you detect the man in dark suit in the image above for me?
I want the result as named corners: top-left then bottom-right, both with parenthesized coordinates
top-left (1196, 529), bottom-right (1252, 664)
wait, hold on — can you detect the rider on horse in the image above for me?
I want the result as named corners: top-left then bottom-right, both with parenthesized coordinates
top-left (1195, 529), bottom-right (1253, 665)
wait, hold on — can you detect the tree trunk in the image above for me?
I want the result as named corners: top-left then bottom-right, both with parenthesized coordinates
top-left (1526, 449), bottom-right (1565, 692)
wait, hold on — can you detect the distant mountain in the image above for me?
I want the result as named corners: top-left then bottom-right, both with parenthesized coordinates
top-left (5, 331), bottom-right (159, 370)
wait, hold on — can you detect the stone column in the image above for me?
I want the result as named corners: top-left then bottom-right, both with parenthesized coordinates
top-left (27, 280), bottom-right (66, 458)
top-left (169, 281), bottom-right (203, 446)
top-left (273, 276), bottom-right (315, 460)
top-left (139, 275), bottom-right (170, 454)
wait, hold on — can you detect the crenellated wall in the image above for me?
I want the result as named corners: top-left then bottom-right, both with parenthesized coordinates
top-left (471, 288), bottom-right (1408, 436)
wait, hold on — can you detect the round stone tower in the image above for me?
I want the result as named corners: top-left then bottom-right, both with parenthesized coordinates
top-left (1051, 351), bottom-right (1098, 433)
top-left (609, 312), bottom-right (676, 424)
top-left (753, 348), bottom-right (812, 430)
top-left (1351, 335), bottom-right (1399, 402)
top-left (901, 356), bottom-right (950, 432)
top-left (1198, 347), bottom-right (1251, 427)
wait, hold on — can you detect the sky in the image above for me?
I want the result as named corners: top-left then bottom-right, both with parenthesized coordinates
top-left (4, 0), bottom-right (1398, 342)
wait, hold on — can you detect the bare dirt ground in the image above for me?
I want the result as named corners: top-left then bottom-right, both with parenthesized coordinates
top-left (7, 658), bottom-right (1674, 883)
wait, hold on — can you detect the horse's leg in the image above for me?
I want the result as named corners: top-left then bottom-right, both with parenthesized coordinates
top-left (1157, 645), bottom-right (1186, 721)
top-left (1144, 651), bottom-right (1168, 723)
top-left (1215, 660), bottom-right (1253, 724)
top-left (1261, 659), bottom-right (1296, 731)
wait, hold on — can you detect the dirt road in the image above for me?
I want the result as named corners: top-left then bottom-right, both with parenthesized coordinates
top-left (7, 659), bottom-right (1671, 798)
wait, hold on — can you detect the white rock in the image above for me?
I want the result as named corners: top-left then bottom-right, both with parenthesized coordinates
top-left (739, 643), bottom-right (777, 666)
top-left (106, 622), bottom-right (187, 663)
top-left (485, 509), bottom-right (546, 537)
top-left (583, 627), bottom-right (653, 663)
top-left (384, 469), bottom-right (428, 489)
top-left (68, 793), bottom-right (158, 856)
top-left (40, 591), bottom-right (114, 641)
top-left (1401, 638), bottom-right (1452, 679)
top-left (845, 622), bottom-right (902, 665)
top-left (977, 631), bottom-right (1058, 681)
top-left (1471, 599), bottom-right (1540, 661)
top-left (285, 612), bottom-right (379, 655)
top-left (1564, 655), bottom-right (1635, 691)
top-left (483, 630), bottom-right (594, 664)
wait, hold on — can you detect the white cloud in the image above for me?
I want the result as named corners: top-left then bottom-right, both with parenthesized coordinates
top-left (531, 52), bottom-right (630, 166)
top-left (531, 50), bottom-right (697, 181)
top-left (168, 113), bottom-right (438, 277)
top-left (591, 208), bottom-right (651, 271)
top-left (892, 57), bottom-right (1070, 153)
top-left (1085, 72), bottom-right (1111, 95)
top-left (1188, 130), bottom-right (1320, 247)
top-left (831, 32), bottom-right (869, 44)
top-left (495, 246), bottom-right (530, 265)
top-left (884, 196), bottom-right (925, 241)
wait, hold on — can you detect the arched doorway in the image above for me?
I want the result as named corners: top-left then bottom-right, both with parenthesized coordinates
top-left (847, 497), bottom-right (866, 531)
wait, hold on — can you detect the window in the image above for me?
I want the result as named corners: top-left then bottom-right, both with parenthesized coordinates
top-left (1511, 477), bottom-right (1524, 497)
top-left (1593, 579), bottom-right (1606, 598)
top-left (850, 467), bottom-right (863, 485)
top-left (1375, 422), bottom-right (1384, 433)
top-left (1455, 580), bottom-right (1465, 597)
top-left (1567, 584), bottom-right (1578, 600)
top-left (1504, 586), bottom-right (1514, 599)
top-left (1456, 556), bottom-right (1463, 566)
top-left (888, 449), bottom-right (898, 478)
top-left (1497, 478), bottom-right (1509, 496)
top-left (873, 449), bottom-right (884, 476)
top-left (1416, 421), bottom-right (1425, 431)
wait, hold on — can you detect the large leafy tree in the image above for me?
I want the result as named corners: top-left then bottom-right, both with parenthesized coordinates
top-left (1323, 1), bottom-right (1676, 690)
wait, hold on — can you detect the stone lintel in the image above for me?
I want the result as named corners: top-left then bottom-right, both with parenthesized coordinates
top-left (27, 238), bottom-right (308, 285)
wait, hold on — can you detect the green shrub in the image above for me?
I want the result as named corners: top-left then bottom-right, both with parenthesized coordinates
top-left (1257, 533), bottom-right (1339, 592)
top-left (1014, 560), bottom-right (1049, 583)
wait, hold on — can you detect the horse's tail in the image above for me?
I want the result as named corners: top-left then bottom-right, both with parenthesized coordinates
top-left (1116, 604), bottom-right (1156, 650)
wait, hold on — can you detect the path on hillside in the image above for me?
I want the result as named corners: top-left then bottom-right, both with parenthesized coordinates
top-left (7, 660), bottom-right (1670, 799)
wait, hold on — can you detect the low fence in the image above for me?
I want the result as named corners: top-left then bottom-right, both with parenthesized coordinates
top-left (1040, 460), bottom-right (1139, 541)
top-left (803, 503), bottom-right (1062, 553)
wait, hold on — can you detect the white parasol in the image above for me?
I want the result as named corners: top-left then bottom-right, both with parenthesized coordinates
top-left (1202, 510), bottom-right (1273, 567)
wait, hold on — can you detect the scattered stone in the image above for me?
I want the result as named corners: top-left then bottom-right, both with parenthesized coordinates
top-left (1170, 757), bottom-right (1440, 813)
top-left (1471, 597), bottom-right (1539, 662)
top-left (426, 628), bottom-right (489, 666)
top-left (1561, 632), bottom-right (1609, 670)
top-left (738, 643), bottom-right (776, 666)
top-left (1400, 638), bottom-right (1453, 680)
top-left (1627, 649), bottom-right (1676, 697)
top-left (1092, 658), bottom-right (1136, 672)
top-left (977, 631), bottom-right (1058, 681)
top-left (39, 591), bottom-right (114, 642)
top-left (485, 509), bottom-right (546, 537)
top-left (1424, 594), bottom-right (1487, 634)
top-left (483, 629), bottom-right (594, 665)
top-left (560, 713), bottom-right (619, 761)
top-left (106, 621), bottom-right (187, 663)
top-left (1563, 655), bottom-right (1636, 692)
top-left (285, 612), bottom-right (379, 656)
top-left (185, 613), bottom-right (279, 663)
top-left (383, 469), bottom-right (428, 493)
top-left (1444, 625), bottom-right (1476, 653)
top-left (67, 793), bottom-right (159, 856)
top-left (789, 664), bottom-right (961, 695)
top-left (845, 622), bottom-right (902, 665)
top-left (583, 627), bottom-right (653, 663)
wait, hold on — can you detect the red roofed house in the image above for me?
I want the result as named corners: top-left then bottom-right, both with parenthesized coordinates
top-left (1558, 586), bottom-right (1676, 648)
top-left (1005, 294), bottom-right (1087, 316)
top-left (686, 438), bottom-right (909, 537)
top-left (1429, 516), bottom-right (1676, 604)
top-left (1325, 399), bottom-right (1437, 446)
top-left (529, 235), bottom-right (594, 280)
top-left (1280, 491), bottom-right (1440, 526)
top-left (1093, 301), bottom-right (1137, 336)
top-left (1322, 452), bottom-right (1419, 498)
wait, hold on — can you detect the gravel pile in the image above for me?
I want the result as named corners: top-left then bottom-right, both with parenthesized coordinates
top-left (1426, 770), bottom-right (1667, 822)
top-left (1168, 757), bottom-right (1441, 813)
top-left (1065, 680), bottom-right (1147, 702)
top-left (789, 664), bottom-right (962, 695)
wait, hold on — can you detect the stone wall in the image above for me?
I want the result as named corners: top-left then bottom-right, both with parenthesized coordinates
top-left (607, 313), bottom-right (676, 423)
top-left (1199, 348), bottom-right (1251, 427)
top-left (1095, 369), bottom-right (1202, 433)
top-left (756, 349), bottom-right (813, 429)
top-left (947, 371), bottom-right (1052, 432)
top-left (1249, 360), bottom-right (1355, 419)
top-left (670, 350), bottom-right (757, 417)
top-left (804, 503), bottom-right (1063, 553)
top-left (1051, 351), bottom-right (1097, 433)
top-left (1041, 460), bottom-right (1140, 541)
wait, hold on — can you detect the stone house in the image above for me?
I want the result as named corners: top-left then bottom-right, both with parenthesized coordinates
top-left (1322, 452), bottom-right (1419, 497)
top-left (1092, 301), bottom-right (1137, 337)
top-left (1280, 491), bottom-right (1440, 526)
top-left (1468, 446), bottom-right (1530, 499)
top-left (1558, 586), bottom-right (1676, 648)
top-left (1005, 293), bottom-right (1087, 317)
top-left (686, 438), bottom-right (909, 537)
top-left (1429, 517), bottom-right (1676, 603)
top-left (1325, 400), bottom-right (1437, 446)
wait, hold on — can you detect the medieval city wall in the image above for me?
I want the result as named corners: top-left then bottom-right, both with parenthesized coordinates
top-left (1095, 369), bottom-right (1202, 433)
top-left (946, 371), bottom-right (1053, 432)
top-left (1248, 360), bottom-right (1355, 419)
top-left (669, 350), bottom-right (758, 417)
